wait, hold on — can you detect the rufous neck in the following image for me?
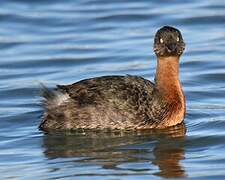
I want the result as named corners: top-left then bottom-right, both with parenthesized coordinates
top-left (155, 56), bottom-right (181, 93)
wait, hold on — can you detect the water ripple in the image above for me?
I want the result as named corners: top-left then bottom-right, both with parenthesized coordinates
top-left (0, 0), bottom-right (225, 179)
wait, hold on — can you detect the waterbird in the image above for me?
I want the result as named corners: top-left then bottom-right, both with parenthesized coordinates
top-left (39, 26), bottom-right (186, 131)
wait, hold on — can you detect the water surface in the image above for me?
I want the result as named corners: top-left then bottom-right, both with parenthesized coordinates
top-left (1, 0), bottom-right (225, 179)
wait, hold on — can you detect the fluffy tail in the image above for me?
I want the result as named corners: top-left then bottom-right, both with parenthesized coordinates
top-left (39, 83), bottom-right (70, 131)
top-left (40, 83), bottom-right (55, 99)
top-left (40, 83), bottom-right (70, 109)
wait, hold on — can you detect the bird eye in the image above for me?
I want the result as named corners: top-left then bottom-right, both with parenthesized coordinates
top-left (160, 38), bottom-right (163, 43)
top-left (177, 37), bottom-right (180, 42)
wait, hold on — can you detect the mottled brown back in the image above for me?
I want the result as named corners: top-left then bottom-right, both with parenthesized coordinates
top-left (40, 75), bottom-right (169, 131)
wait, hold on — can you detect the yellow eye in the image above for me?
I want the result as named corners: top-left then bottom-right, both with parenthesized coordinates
top-left (160, 38), bottom-right (163, 43)
top-left (177, 37), bottom-right (180, 42)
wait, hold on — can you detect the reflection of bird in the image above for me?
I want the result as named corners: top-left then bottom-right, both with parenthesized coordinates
top-left (42, 124), bottom-right (186, 178)
top-left (39, 26), bottom-right (186, 131)
top-left (153, 138), bottom-right (186, 178)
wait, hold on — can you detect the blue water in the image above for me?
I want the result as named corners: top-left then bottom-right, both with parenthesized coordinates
top-left (1, 0), bottom-right (225, 179)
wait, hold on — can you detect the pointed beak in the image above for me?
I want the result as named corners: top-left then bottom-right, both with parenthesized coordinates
top-left (167, 43), bottom-right (177, 52)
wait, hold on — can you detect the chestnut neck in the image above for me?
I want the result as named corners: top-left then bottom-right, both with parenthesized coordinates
top-left (155, 56), bottom-right (182, 95)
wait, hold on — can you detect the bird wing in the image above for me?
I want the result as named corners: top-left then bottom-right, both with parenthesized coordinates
top-left (57, 75), bottom-right (155, 109)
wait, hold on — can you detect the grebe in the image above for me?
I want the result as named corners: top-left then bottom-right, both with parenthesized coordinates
top-left (39, 26), bottom-right (186, 131)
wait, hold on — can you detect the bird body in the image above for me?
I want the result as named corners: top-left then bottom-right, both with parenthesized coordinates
top-left (39, 26), bottom-right (186, 131)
